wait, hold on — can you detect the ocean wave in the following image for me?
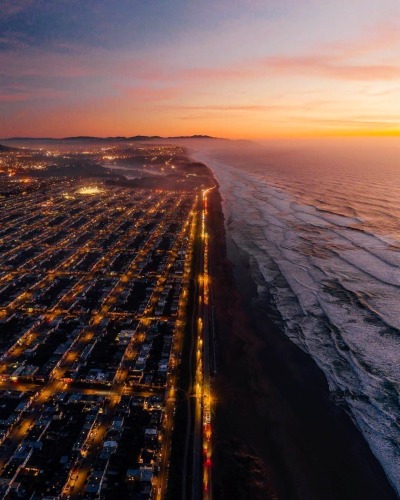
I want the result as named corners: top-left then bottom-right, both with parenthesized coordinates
top-left (195, 151), bottom-right (400, 495)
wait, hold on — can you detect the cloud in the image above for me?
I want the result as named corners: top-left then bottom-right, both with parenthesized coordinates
top-left (295, 116), bottom-right (400, 129)
top-left (162, 18), bottom-right (400, 83)
top-left (0, 32), bottom-right (31, 50)
top-left (0, 0), bottom-right (35, 19)
top-left (175, 104), bottom-right (273, 111)
top-left (323, 18), bottom-right (400, 58)
top-left (261, 56), bottom-right (400, 81)
top-left (122, 86), bottom-right (182, 102)
top-left (0, 93), bottom-right (29, 102)
top-left (1, 9), bottom-right (400, 139)
top-left (0, 48), bottom-right (103, 79)
top-left (2, 14), bottom-right (400, 92)
top-left (0, 84), bottom-right (70, 102)
top-left (168, 57), bottom-right (400, 84)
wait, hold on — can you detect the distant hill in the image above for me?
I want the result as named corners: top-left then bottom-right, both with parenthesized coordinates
top-left (168, 135), bottom-right (215, 139)
top-left (0, 144), bottom-right (19, 152)
top-left (1, 135), bottom-right (220, 142)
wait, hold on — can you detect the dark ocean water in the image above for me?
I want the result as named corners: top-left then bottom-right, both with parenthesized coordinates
top-left (194, 140), bottom-right (400, 495)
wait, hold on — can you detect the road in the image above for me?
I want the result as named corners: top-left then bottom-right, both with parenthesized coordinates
top-left (200, 188), bottom-right (214, 500)
top-left (181, 187), bottom-right (215, 500)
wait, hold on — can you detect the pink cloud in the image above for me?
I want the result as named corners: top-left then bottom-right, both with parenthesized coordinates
top-left (122, 86), bottom-right (182, 102)
top-left (179, 105), bottom-right (272, 111)
top-left (173, 22), bottom-right (400, 83)
top-left (0, 93), bottom-right (29, 102)
top-left (174, 57), bottom-right (400, 83)
top-left (261, 56), bottom-right (400, 81)
top-left (1, 15), bottom-right (399, 124)
top-left (0, 86), bottom-right (71, 102)
top-left (323, 19), bottom-right (400, 58)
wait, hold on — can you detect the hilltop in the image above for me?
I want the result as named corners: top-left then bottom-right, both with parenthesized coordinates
top-left (1, 135), bottom-right (219, 143)
top-left (0, 144), bottom-right (19, 152)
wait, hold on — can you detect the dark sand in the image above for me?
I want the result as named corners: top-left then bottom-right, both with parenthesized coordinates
top-left (207, 188), bottom-right (397, 500)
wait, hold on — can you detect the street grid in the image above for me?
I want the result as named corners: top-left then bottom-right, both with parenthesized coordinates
top-left (0, 178), bottom-right (196, 499)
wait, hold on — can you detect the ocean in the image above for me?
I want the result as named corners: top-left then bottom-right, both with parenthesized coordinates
top-left (193, 139), bottom-right (400, 495)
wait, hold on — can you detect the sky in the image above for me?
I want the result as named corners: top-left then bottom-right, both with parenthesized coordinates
top-left (1, 0), bottom-right (400, 139)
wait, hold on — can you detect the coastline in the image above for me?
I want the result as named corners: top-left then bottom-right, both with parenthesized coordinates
top-left (206, 176), bottom-right (397, 499)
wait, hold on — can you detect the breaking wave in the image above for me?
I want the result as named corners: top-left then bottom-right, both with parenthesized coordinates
top-left (195, 150), bottom-right (400, 495)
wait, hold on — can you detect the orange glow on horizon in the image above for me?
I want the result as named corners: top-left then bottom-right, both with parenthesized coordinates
top-left (1, 1), bottom-right (400, 143)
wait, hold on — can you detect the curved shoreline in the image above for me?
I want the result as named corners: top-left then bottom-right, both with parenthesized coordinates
top-left (204, 167), bottom-right (397, 499)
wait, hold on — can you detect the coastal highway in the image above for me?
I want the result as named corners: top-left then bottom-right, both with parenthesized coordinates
top-left (201, 188), bottom-right (215, 500)
top-left (181, 187), bottom-right (215, 500)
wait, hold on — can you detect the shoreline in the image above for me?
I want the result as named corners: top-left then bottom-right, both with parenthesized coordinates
top-left (205, 175), bottom-right (397, 498)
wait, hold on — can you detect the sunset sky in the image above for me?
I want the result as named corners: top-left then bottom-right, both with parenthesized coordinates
top-left (1, 0), bottom-right (400, 139)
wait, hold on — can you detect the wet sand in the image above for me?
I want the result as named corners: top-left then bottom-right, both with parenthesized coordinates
top-left (207, 187), bottom-right (397, 500)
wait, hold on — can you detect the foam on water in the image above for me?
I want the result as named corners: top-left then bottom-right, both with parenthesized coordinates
top-left (194, 151), bottom-right (400, 495)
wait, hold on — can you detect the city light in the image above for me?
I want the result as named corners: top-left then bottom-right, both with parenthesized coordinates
top-left (0, 140), bottom-right (216, 499)
top-left (76, 186), bottom-right (104, 195)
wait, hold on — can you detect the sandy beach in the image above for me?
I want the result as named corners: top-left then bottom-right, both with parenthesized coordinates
top-left (207, 186), bottom-right (397, 500)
